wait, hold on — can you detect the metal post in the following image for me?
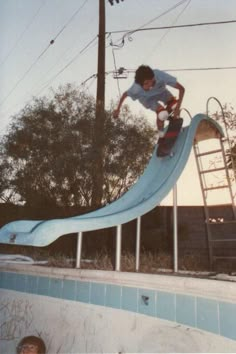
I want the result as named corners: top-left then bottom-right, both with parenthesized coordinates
top-left (173, 185), bottom-right (178, 272)
top-left (76, 232), bottom-right (83, 268)
top-left (115, 225), bottom-right (122, 271)
top-left (135, 217), bottom-right (141, 271)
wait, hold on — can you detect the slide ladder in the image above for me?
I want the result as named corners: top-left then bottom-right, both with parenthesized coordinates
top-left (193, 98), bottom-right (236, 269)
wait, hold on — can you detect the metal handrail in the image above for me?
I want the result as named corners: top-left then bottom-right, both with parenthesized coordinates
top-left (180, 107), bottom-right (192, 122)
top-left (206, 96), bottom-right (236, 180)
top-left (206, 97), bottom-right (230, 141)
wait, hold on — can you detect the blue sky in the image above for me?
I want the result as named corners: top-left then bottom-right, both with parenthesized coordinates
top-left (0, 0), bottom-right (235, 205)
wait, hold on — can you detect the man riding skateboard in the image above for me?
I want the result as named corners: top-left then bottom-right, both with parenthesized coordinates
top-left (113, 65), bottom-right (185, 139)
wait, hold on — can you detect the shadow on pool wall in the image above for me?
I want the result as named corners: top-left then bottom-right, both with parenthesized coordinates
top-left (1, 264), bottom-right (236, 353)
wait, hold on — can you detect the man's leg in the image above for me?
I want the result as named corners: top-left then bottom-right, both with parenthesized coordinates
top-left (166, 97), bottom-right (179, 118)
top-left (156, 106), bottom-right (169, 136)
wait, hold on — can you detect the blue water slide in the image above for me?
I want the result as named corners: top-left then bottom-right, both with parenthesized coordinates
top-left (0, 114), bottom-right (223, 246)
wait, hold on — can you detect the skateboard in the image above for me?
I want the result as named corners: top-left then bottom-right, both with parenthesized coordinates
top-left (156, 118), bottom-right (183, 157)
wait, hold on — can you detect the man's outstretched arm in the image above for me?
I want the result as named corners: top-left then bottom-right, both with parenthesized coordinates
top-left (113, 92), bottom-right (128, 118)
top-left (174, 82), bottom-right (185, 118)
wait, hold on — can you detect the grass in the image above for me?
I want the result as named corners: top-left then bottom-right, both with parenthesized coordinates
top-left (76, 250), bottom-right (210, 273)
top-left (1, 244), bottom-right (235, 274)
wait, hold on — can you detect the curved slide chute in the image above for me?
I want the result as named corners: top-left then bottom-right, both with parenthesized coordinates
top-left (0, 114), bottom-right (223, 246)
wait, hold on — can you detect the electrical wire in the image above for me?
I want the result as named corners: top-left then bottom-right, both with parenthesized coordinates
top-left (0, 0), bottom-right (47, 67)
top-left (0, 34), bottom-right (98, 123)
top-left (126, 0), bottom-right (188, 35)
top-left (0, 43), bottom-right (53, 108)
top-left (51, 0), bottom-right (89, 43)
top-left (109, 35), bottom-right (122, 97)
top-left (108, 19), bottom-right (236, 35)
top-left (80, 74), bottom-right (97, 88)
top-left (122, 66), bottom-right (236, 73)
top-left (0, 0), bottom-right (89, 108)
top-left (30, 9), bottom-right (97, 97)
top-left (164, 66), bottom-right (236, 72)
top-left (35, 35), bottom-right (98, 96)
top-left (144, 0), bottom-right (191, 61)
top-left (84, 75), bottom-right (97, 92)
top-left (80, 65), bottom-right (236, 86)
top-left (111, 0), bottom-right (190, 47)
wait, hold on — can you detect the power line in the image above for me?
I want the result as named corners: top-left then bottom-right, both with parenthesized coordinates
top-left (110, 35), bottom-right (122, 97)
top-left (51, 0), bottom-right (89, 43)
top-left (110, 0), bottom-right (190, 47)
top-left (0, 43), bottom-right (53, 108)
top-left (0, 0), bottom-right (89, 108)
top-left (119, 66), bottom-right (236, 73)
top-left (0, 34), bottom-right (98, 125)
top-left (109, 0), bottom-right (188, 48)
top-left (80, 73), bottom-right (97, 87)
top-left (108, 19), bottom-right (236, 35)
top-left (144, 0), bottom-right (191, 61)
top-left (0, 0), bottom-right (47, 67)
top-left (80, 65), bottom-right (236, 86)
top-left (165, 66), bottom-right (236, 72)
top-left (125, 0), bottom-right (188, 35)
top-left (30, 7), bottom-right (97, 98)
top-left (35, 35), bottom-right (98, 96)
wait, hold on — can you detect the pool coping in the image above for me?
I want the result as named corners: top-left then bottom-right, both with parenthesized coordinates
top-left (1, 263), bottom-right (236, 303)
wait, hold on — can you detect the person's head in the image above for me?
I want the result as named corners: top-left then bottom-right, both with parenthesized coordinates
top-left (16, 336), bottom-right (46, 354)
top-left (135, 65), bottom-right (155, 90)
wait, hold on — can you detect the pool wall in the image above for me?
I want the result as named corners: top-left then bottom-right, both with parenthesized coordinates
top-left (1, 264), bottom-right (236, 353)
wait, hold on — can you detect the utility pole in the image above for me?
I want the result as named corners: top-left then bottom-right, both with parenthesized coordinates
top-left (91, 0), bottom-right (124, 207)
top-left (91, 0), bottom-right (106, 207)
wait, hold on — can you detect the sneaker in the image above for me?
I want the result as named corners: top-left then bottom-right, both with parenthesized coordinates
top-left (157, 129), bottom-right (165, 140)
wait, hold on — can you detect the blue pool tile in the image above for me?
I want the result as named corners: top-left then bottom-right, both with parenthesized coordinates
top-left (138, 288), bottom-right (156, 317)
top-left (0, 272), bottom-right (17, 290)
top-left (49, 278), bottom-right (63, 298)
top-left (176, 294), bottom-right (196, 327)
top-left (219, 302), bottom-right (236, 340)
top-left (196, 297), bottom-right (219, 334)
top-left (0, 272), bottom-right (5, 288)
top-left (156, 291), bottom-right (176, 321)
top-left (15, 273), bottom-right (27, 292)
top-left (4, 272), bottom-right (16, 290)
top-left (37, 276), bottom-right (50, 296)
top-left (105, 284), bottom-right (121, 309)
top-left (90, 282), bottom-right (106, 306)
top-left (62, 279), bottom-right (76, 301)
top-left (0, 272), bottom-right (7, 288)
top-left (121, 286), bottom-right (138, 313)
top-left (26, 275), bottom-right (38, 294)
top-left (76, 281), bottom-right (90, 303)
